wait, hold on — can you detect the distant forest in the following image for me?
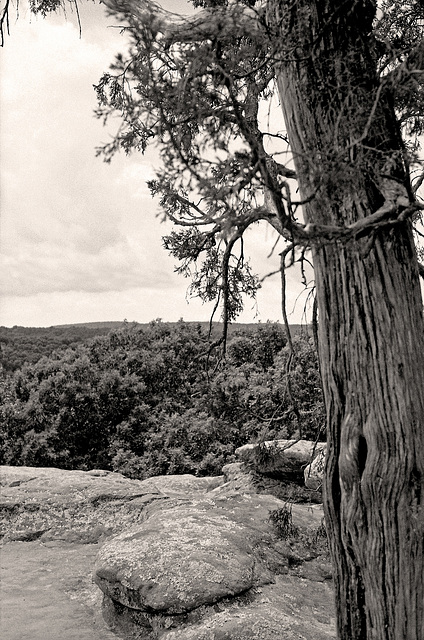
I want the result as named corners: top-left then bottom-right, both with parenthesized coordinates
top-left (0, 323), bottom-right (125, 374)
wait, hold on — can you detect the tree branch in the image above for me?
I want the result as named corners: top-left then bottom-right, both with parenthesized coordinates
top-left (302, 201), bottom-right (424, 243)
top-left (384, 38), bottom-right (424, 86)
top-left (0, 0), bottom-right (11, 47)
top-left (280, 243), bottom-right (302, 436)
top-left (101, 0), bottom-right (265, 44)
top-left (274, 160), bottom-right (296, 179)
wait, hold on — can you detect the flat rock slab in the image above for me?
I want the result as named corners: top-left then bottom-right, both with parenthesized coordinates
top-left (1, 466), bottom-right (221, 506)
top-left (0, 466), bottom-right (222, 543)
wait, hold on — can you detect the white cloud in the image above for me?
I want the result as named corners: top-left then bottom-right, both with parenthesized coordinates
top-left (0, 235), bottom-right (176, 297)
top-left (0, 1), bottom-right (305, 327)
top-left (0, 4), bottom-right (159, 296)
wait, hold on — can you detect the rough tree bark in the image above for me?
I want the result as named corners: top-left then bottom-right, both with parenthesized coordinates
top-left (269, 0), bottom-right (424, 638)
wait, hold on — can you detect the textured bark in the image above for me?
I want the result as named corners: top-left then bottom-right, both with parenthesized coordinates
top-left (270, 1), bottom-right (424, 638)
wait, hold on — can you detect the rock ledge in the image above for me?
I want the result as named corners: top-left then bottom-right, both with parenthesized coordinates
top-left (1, 462), bottom-right (334, 640)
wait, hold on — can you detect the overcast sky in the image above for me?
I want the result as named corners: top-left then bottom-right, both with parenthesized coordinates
top-left (0, 0), bottom-right (313, 328)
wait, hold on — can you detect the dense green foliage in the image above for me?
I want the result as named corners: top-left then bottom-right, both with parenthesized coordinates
top-left (0, 321), bottom-right (324, 478)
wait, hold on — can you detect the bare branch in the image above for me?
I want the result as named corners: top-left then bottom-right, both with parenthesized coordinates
top-left (412, 172), bottom-right (424, 195)
top-left (274, 160), bottom-right (296, 179)
top-left (0, 0), bottom-right (11, 47)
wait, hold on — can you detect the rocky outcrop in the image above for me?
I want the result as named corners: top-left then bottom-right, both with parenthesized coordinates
top-left (94, 490), bottom-right (333, 640)
top-left (0, 466), bottom-right (221, 543)
top-left (235, 439), bottom-right (326, 478)
top-left (92, 465), bottom-right (333, 640)
top-left (1, 464), bottom-right (335, 640)
top-left (231, 438), bottom-right (327, 505)
top-left (221, 460), bottom-right (323, 503)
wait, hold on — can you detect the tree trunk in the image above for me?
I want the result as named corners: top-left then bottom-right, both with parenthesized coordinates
top-left (270, 0), bottom-right (424, 637)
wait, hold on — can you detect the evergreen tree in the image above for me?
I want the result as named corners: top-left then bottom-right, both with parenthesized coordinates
top-left (94, 0), bottom-right (424, 636)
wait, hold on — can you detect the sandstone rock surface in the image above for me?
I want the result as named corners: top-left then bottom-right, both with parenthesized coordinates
top-left (94, 490), bottom-right (332, 639)
top-left (0, 465), bottom-right (221, 543)
top-left (1, 540), bottom-right (117, 640)
top-left (1, 464), bottom-right (335, 640)
top-left (158, 575), bottom-right (334, 640)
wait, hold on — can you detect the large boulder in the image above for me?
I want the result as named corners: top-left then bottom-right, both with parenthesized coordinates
top-left (235, 439), bottom-right (326, 480)
top-left (94, 495), bottom-right (278, 615)
top-left (221, 462), bottom-right (323, 503)
top-left (94, 492), bottom-right (332, 639)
